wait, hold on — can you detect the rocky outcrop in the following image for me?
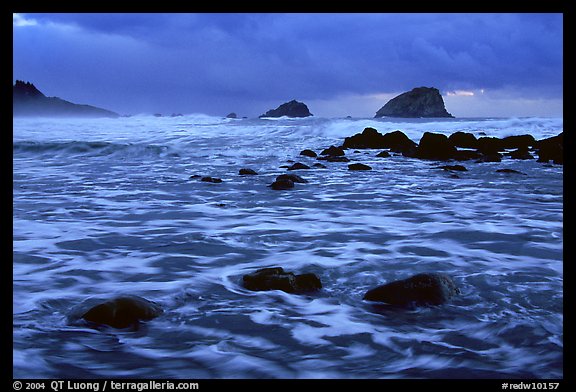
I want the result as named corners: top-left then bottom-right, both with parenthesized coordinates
top-left (374, 87), bottom-right (453, 118)
top-left (363, 273), bottom-right (460, 307)
top-left (80, 295), bottom-right (163, 329)
top-left (259, 100), bottom-right (312, 118)
top-left (242, 267), bottom-right (321, 293)
top-left (226, 112), bottom-right (238, 119)
top-left (13, 80), bottom-right (119, 118)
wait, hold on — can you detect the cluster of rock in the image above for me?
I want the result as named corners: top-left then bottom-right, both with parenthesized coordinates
top-left (77, 271), bottom-right (459, 329)
top-left (338, 127), bottom-right (563, 165)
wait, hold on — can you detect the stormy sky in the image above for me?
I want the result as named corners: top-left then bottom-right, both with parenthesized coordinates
top-left (13, 13), bottom-right (563, 118)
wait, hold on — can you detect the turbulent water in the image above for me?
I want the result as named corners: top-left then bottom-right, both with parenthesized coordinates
top-left (13, 115), bottom-right (563, 379)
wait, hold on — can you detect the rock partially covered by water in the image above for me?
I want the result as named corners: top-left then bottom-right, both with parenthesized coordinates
top-left (374, 87), bottom-right (453, 118)
top-left (239, 168), bottom-right (258, 175)
top-left (300, 149), bottom-right (318, 158)
top-left (348, 163), bottom-right (372, 171)
top-left (80, 295), bottom-right (163, 329)
top-left (448, 131), bottom-right (478, 149)
top-left (320, 145), bottom-right (345, 156)
top-left (242, 267), bottom-right (322, 293)
top-left (226, 112), bottom-right (238, 119)
top-left (363, 273), bottom-right (460, 307)
top-left (259, 100), bottom-right (312, 118)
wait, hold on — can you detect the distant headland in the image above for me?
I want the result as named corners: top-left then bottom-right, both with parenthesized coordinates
top-left (13, 80), bottom-right (119, 118)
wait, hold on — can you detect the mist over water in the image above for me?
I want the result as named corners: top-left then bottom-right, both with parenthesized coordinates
top-left (13, 115), bottom-right (563, 379)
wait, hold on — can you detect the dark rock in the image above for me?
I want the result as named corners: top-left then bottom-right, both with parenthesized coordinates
top-left (320, 145), bottom-right (345, 156)
top-left (348, 163), bottom-right (372, 171)
top-left (374, 87), bottom-right (453, 118)
top-left (453, 150), bottom-right (482, 161)
top-left (13, 80), bottom-right (119, 118)
top-left (438, 165), bottom-right (467, 171)
top-left (201, 176), bottom-right (223, 183)
top-left (81, 295), bottom-right (163, 329)
top-left (313, 163), bottom-right (327, 168)
top-left (342, 128), bottom-right (417, 151)
top-left (277, 173), bottom-right (308, 184)
top-left (287, 162), bottom-right (311, 171)
top-left (501, 134), bottom-right (536, 149)
top-left (170, 113), bottom-right (183, 117)
top-left (476, 153), bottom-right (502, 163)
top-left (496, 169), bottom-right (527, 175)
top-left (476, 137), bottom-right (504, 155)
top-left (259, 100), bottom-right (312, 118)
top-left (317, 156), bottom-right (351, 162)
top-left (239, 168), bottom-right (258, 175)
top-left (189, 174), bottom-right (202, 179)
top-left (300, 149), bottom-right (318, 158)
top-left (154, 113), bottom-right (163, 117)
top-left (226, 112), bottom-right (238, 119)
top-left (448, 131), bottom-right (478, 149)
top-left (242, 267), bottom-right (321, 293)
top-left (508, 147), bottom-right (534, 160)
top-left (376, 151), bottom-right (391, 158)
top-left (363, 273), bottom-right (460, 307)
top-left (416, 132), bottom-right (457, 160)
top-left (535, 133), bottom-right (563, 164)
top-left (270, 178), bottom-right (294, 190)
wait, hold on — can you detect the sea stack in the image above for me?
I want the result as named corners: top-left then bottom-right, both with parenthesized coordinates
top-left (375, 87), bottom-right (453, 118)
top-left (259, 100), bottom-right (313, 118)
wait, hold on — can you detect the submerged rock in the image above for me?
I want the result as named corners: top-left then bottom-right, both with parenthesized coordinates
top-left (239, 168), bottom-right (258, 175)
top-left (270, 178), bottom-right (294, 190)
top-left (201, 176), bottom-right (223, 183)
top-left (438, 165), bottom-right (467, 171)
top-left (363, 273), bottom-right (460, 307)
top-left (80, 295), bottom-right (163, 329)
top-left (496, 168), bottom-right (527, 175)
top-left (374, 87), bottom-right (453, 118)
top-left (287, 162), bottom-right (311, 171)
top-left (242, 267), bottom-right (322, 293)
top-left (277, 173), bottom-right (308, 183)
top-left (317, 155), bottom-right (350, 162)
top-left (348, 163), bottom-right (372, 171)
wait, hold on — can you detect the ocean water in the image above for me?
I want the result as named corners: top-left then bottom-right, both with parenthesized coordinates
top-left (13, 115), bottom-right (563, 379)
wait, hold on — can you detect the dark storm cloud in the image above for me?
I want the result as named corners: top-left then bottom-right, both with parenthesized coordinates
top-left (14, 13), bottom-right (563, 116)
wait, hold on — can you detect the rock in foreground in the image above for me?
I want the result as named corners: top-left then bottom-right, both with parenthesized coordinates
top-left (81, 295), bottom-right (163, 329)
top-left (375, 87), bottom-right (453, 118)
top-left (243, 267), bottom-right (322, 293)
top-left (363, 273), bottom-right (460, 307)
top-left (259, 100), bottom-right (312, 118)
